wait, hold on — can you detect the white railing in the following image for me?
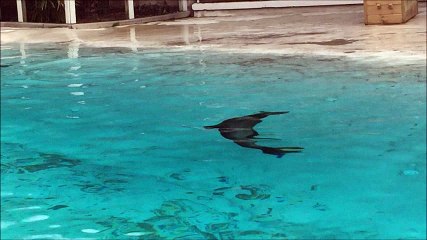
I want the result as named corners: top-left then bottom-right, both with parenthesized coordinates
top-left (193, 0), bottom-right (363, 11)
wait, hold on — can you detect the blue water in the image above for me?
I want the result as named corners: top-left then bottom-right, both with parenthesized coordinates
top-left (1, 44), bottom-right (426, 239)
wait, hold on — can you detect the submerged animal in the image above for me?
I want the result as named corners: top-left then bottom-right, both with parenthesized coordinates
top-left (204, 111), bottom-right (303, 158)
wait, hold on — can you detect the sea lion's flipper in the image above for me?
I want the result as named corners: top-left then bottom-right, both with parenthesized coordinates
top-left (279, 147), bottom-right (304, 152)
top-left (259, 111), bottom-right (289, 114)
top-left (204, 124), bottom-right (220, 129)
top-left (260, 147), bottom-right (287, 157)
top-left (249, 111), bottom-right (289, 119)
top-left (253, 137), bottom-right (281, 140)
top-left (260, 146), bottom-right (303, 158)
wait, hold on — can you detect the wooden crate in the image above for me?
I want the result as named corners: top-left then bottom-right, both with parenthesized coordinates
top-left (364, 0), bottom-right (418, 24)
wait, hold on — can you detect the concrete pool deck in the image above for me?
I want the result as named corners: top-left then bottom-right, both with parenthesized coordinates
top-left (1, 3), bottom-right (426, 65)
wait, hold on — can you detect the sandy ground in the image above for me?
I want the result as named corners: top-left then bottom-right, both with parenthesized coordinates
top-left (1, 4), bottom-right (426, 65)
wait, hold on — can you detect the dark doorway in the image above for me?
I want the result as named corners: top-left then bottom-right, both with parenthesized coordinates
top-left (0, 0), bottom-right (18, 22)
top-left (25, 0), bottom-right (65, 23)
top-left (76, 0), bottom-right (127, 23)
top-left (133, 0), bottom-right (179, 18)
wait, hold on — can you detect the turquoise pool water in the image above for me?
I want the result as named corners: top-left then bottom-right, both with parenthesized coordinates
top-left (1, 44), bottom-right (426, 239)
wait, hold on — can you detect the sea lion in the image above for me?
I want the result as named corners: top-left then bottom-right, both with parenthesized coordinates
top-left (204, 111), bottom-right (303, 158)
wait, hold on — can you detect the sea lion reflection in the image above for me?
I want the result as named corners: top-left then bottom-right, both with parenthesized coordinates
top-left (204, 111), bottom-right (303, 158)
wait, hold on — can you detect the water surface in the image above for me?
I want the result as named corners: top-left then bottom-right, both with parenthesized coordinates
top-left (1, 44), bottom-right (426, 239)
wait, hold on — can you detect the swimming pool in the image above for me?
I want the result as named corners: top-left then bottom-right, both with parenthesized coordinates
top-left (1, 44), bottom-right (426, 239)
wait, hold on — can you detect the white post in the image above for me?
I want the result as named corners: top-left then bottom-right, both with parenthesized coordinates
top-left (179, 0), bottom-right (188, 12)
top-left (64, 0), bottom-right (77, 24)
top-left (126, 0), bottom-right (135, 19)
top-left (16, 0), bottom-right (26, 22)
